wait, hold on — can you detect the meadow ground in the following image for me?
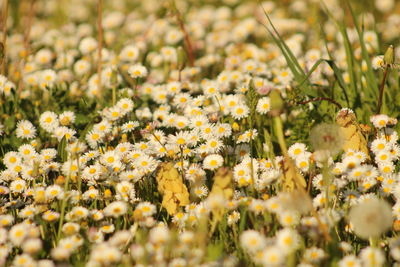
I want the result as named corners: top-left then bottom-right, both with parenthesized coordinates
top-left (0, 0), bottom-right (400, 266)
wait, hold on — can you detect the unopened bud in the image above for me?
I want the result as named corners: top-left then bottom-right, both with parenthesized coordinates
top-left (232, 122), bottom-right (240, 131)
top-left (270, 90), bottom-right (284, 115)
top-left (104, 189), bottom-right (112, 198)
top-left (384, 45), bottom-right (394, 65)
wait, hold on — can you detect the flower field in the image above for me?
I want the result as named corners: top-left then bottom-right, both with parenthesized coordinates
top-left (0, 0), bottom-right (400, 266)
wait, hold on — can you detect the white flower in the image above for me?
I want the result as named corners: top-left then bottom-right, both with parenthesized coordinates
top-left (338, 255), bottom-right (361, 267)
top-left (276, 228), bottom-right (301, 253)
top-left (149, 225), bottom-right (170, 244)
top-left (262, 246), bottom-right (285, 266)
top-left (119, 45), bottom-right (139, 62)
top-left (288, 143), bottom-right (307, 159)
top-left (40, 111), bottom-right (59, 132)
top-left (240, 230), bottom-right (266, 253)
top-left (16, 120), bottom-right (37, 139)
top-left (256, 97), bottom-right (271, 114)
top-left (59, 111), bottom-right (76, 126)
top-left (231, 104), bottom-right (250, 120)
top-left (9, 223), bottom-right (28, 246)
top-left (39, 69), bottom-right (57, 89)
top-left (303, 247), bottom-right (326, 263)
top-left (360, 247), bottom-right (385, 267)
top-left (104, 201), bottom-right (128, 218)
top-left (203, 82), bottom-right (219, 97)
top-left (375, 0), bottom-right (394, 13)
top-left (136, 202), bottom-right (156, 217)
top-left (372, 55), bottom-right (384, 69)
top-left (74, 59), bottom-right (91, 75)
top-left (203, 154), bottom-right (224, 170)
top-left (10, 179), bottom-right (26, 193)
top-left (128, 64), bottom-right (148, 78)
top-left (79, 37), bottom-right (97, 54)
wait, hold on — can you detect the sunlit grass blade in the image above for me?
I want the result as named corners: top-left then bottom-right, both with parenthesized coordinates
top-left (346, 0), bottom-right (378, 99)
top-left (259, 4), bottom-right (318, 98)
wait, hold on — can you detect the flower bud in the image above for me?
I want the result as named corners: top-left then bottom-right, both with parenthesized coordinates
top-left (270, 90), bottom-right (284, 115)
top-left (384, 45), bottom-right (394, 65)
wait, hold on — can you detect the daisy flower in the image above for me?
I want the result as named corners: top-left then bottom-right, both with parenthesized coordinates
top-left (370, 138), bottom-right (390, 154)
top-left (214, 123), bottom-right (232, 138)
top-left (104, 201), bottom-right (128, 218)
top-left (86, 130), bottom-right (105, 148)
top-left (136, 202), bottom-right (156, 217)
top-left (101, 150), bottom-right (121, 166)
top-left (117, 98), bottom-right (134, 115)
top-left (121, 121), bottom-right (139, 133)
top-left (10, 179), bottom-right (26, 193)
top-left (276, 228), bottom-right (301, 253)
top-left (40, 111), bottom-right (59, 132)
top-left (128, 64), bottom-right (148, 78)
top-left (192, 185), bottom-right (209, 198)
top-left (119, 45), bottom-right (139, 62)
top-left (303, 247), bottom-right (326, 264)
top-left (227, 211), bottom-right (241, 225)
top-left (256, 97), bottom-right (271, 114)
top-left (262, 246), bottom-right (285, 266)
top-left (74, 59), bottom-right (91, 75)
top-left (203, 81), bottom-right (219, 97)
top-left (231, 104), bottom-right (250, 120)
top-left (203, 154), bottom-right (224, 170)
top-left (16, 120), bottom-right (37, 139)
top-left (59, 111), bottom-right (76, 126)
top-left (360, 247), bottom-right (385, 267)
top-left (288, 143), bottom-right (307, 159)
top-left (240, 230), bottom-right (266, 253)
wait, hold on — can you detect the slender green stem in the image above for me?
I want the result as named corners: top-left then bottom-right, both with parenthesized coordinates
top-left (376, 66), bottom-right (389, 114)
top-left (1, 0), bottom-right (9, 75)
top-left (57, 172), bottom-right (71, 242)
top-left (322, 161), bottom-right (332, 209)
top-left (112, 85), bottom-right (117, 106)
top-left (96, 0), bottom-right (103, 97)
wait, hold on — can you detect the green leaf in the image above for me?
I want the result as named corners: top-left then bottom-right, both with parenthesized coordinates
top-left (259, 6), bottom-right (318, 98)
top-left (75, 114), bottom-right (90, 125)
top-left (206, 241), bottom-right (224, 261)
top-left (346, 0), bottom-right (378, 98)
top-left (57, 136), bottom-right (68, 162)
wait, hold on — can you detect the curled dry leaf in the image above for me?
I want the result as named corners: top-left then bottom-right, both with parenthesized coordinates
top-left (156, 162), bottom-right (189, 215)
top-left (280, 156), bottom-right (306, 191)
top-left (336, 109), bottom-right (370, 159)
top-left (210, 167), bottom-right (234, 201)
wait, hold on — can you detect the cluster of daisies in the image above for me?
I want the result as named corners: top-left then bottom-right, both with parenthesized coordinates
top-left (0, 0), bottom-right (400, 266)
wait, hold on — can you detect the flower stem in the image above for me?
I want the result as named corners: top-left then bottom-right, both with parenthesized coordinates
top-left (376, 66), bottom-right (389, 114)
top-left (96, 0), bottom-right (103, 97)
top-left (296, 97), bottom-right (342, 109)
top-left (1, 0), bottom-right (9, 75)
top-left (57, 172), bottom-right (71, 242)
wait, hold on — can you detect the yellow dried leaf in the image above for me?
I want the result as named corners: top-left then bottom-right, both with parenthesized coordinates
top-left (336, 109), bottom-right (370, 158)
top-left (280, 156), bottom-right (306, 191)
top-left (156, 162), bottom-right (190, 215)
top-left (209, 168), bottom-right (234, 223)
top-left (210, 167), bottom-right (233, 201)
